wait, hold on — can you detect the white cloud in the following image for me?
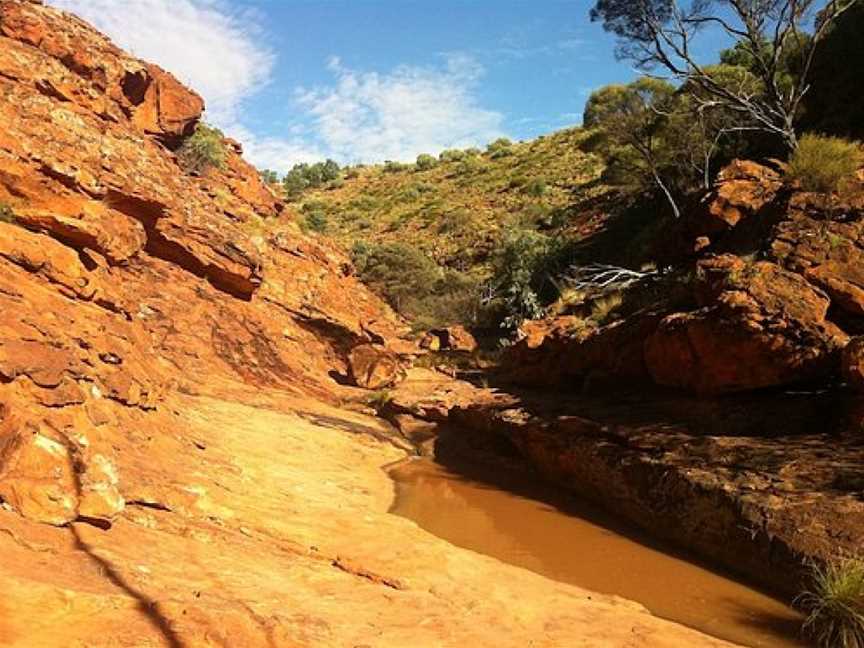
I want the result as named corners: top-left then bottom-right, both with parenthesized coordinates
top-left (46, 2), bottom-right (509, 171)
top-left (227, 125), bottom-right (325, 172)
top-left (297, 55), bottom-right (506, 163)
top-left (49, 0), bottom-right (273, 125)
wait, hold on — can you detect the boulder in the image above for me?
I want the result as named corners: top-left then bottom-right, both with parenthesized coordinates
top-left (420, 325), bottom-right (478, 353)
top-left (348, 344), bottom-right (407, 390)
top-left (703, 159), bottom-right (783, 230)
top-left (645, 256), bottom-right (847, 394)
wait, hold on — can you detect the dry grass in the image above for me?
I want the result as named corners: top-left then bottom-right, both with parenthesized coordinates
top-left (787, 134), bottom-right (863, 196)
top-left (589, 292), bottom-right (623, 324)
top-left (797, 557), bottom-right (864, 648)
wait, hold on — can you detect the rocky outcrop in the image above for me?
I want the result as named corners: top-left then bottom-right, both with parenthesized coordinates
top-left (504, 159), bottom-right (864, 396)
top-left (420, 325), bottom-right (478, 353)
top-left (645, 255), bottom-right (847, 393)
top-left (349, 344), bottom-right (407, 389)
top-left (449, 390), bottom-right (864, 598)
top-left (0, 4), bottom-right (739, 645)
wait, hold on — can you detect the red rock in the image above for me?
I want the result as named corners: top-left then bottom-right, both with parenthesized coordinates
top-left (349, 344), bottom-right (407, 390)
top-left (421, 325), bottom-right (478, 353)
top-left (705, 159), bottom-right (782, 229)
top-left (0, 411), bottom-right (78, 525)
top-left (645, 257), bottom-right (847, 394)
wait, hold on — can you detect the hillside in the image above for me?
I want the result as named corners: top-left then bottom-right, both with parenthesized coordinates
top-left (299, 129), bottom-right (603, 270)
top-left (284, 129), bottom-right (661, 333)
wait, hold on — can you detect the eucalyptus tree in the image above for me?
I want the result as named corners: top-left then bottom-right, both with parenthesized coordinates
top-left (590, 0), bottom-right (860, 150)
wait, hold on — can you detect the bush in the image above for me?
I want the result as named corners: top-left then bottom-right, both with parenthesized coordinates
top-left (487, 137), bottom-right (513, 159)
top-left (282, 159), bottom-right (342, 197)
top-left (303, 211), bottom-right (328, 233)
top-left (524, 178), bottom-right (548, 197)
top-left (384, 160), bottom-right (409, 173)
top-left (178, 123), bottom-right (226, 174)
top-left (439, 149), bottom-right (466, 162)
top-left (490, 229), bottom-right (564, 331)
top-left (787, 134), bottom-right (863, 195)
top-left (351, 242), bottom-right (481, 328)
top-left (509, 176), bottom-right (528, 189)
top-left (259, 169), bottom-right (280, 184)
top-left (415, 153), bottom-right (437, 171)
top-left (798, 557), bottom-right (864, 648)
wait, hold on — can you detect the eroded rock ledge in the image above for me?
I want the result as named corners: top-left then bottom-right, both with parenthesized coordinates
top-left (0, 2), bottom-right (738, 645)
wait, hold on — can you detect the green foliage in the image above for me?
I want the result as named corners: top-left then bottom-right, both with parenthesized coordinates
top-left (487, 138), bottom-right (514, 159)
top-left (351, 242), bottom-right (481, 328)
top-left (303, 211), bottom-right (329, 233)
top-left (439, 148), bottom-right (466, 162)
top-left (509, 175), bottom-right (528, 189)
top-left (798, 557), bottom-right (864, 648)
top-left (455, 157), bottom-right (484, 176)
top-left (282, 159), bottom-right (342, 197)
top-left (178, 123), bottom-right (226, 174)
top-left (787, 135), bottom-right (863, 194)
top-left (490, 229), bottom-right (563, 331)
top-left (415, 153), bottom-right (438, 170)
top-left (259, 169), bottom-right (280, 184)
top-left (0, 202), bottom-right (14, 224)
top-left (351, 242), bottom-right (443, 311)
top-left (384, 160), bottom-right (409, 173)
top-left (524, 178), bottom-right (548, 197)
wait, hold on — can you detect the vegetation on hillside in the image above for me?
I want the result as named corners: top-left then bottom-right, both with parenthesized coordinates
top-left (259, 0), bottom-right (863, 341)
top-left (178, 123), bottom-right (226, 174)
top-left (280, 128), bottom-right (612, 334)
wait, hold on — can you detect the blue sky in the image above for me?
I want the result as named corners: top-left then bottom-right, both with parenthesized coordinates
top-left (48, 0), bottom-right (734, 173)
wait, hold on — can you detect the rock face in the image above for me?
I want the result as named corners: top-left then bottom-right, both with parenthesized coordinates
top-left (349, 344), bottom-right (407, 389)
top-left (645, 255), bottom-right (847, 393)
top-left (504, 160), bottom-right (863, 395)
top-left (449, 389), bottom-right (864, 599)
top-left (0, 3), bottom-right (736, 645)
top-left (0, 0), bottom-right (413, 503)
top-left (420, 325), bottom-right (478, 353)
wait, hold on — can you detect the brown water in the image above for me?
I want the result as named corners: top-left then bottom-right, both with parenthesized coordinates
top-left (390, 458), bottom-right (806, 648)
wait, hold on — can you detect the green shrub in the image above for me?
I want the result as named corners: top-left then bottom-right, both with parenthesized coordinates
top-left (509, 176), bottom-right (528, 189)
top-left (282, 159), bottom-right (342, 196)
top-left (384, 160), bottom-right (409, 173)
top-left (486, 137), bottom-right (513, 159)
top-left (178, 123), bottom-right (226, 174)
top-left (0, 202), bottom-right (14, 224)
top-left (259, 169), bottom-right (280, 184)
top-left (303, 211), bottom-right (328, 233)
top-left (455, 157), bottom-right (484, 176)
top-left (787, 135), bottom-right (863, 194)
top-left (798, 557), bottom-right (864, 648)
top-left (524, 178), bottom-right (548, 197)
top-left (490, 229), bottom-right (563, 331)
top-left (439, 149), bottom-right (466, 162)
top-left (415, 153), bottom-right (437, 171)
top-left (350, 242), bottom-right (481, 328)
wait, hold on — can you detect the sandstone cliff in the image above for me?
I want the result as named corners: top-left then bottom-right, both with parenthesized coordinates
top-left (0, 2), bottom-right (738, 646)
